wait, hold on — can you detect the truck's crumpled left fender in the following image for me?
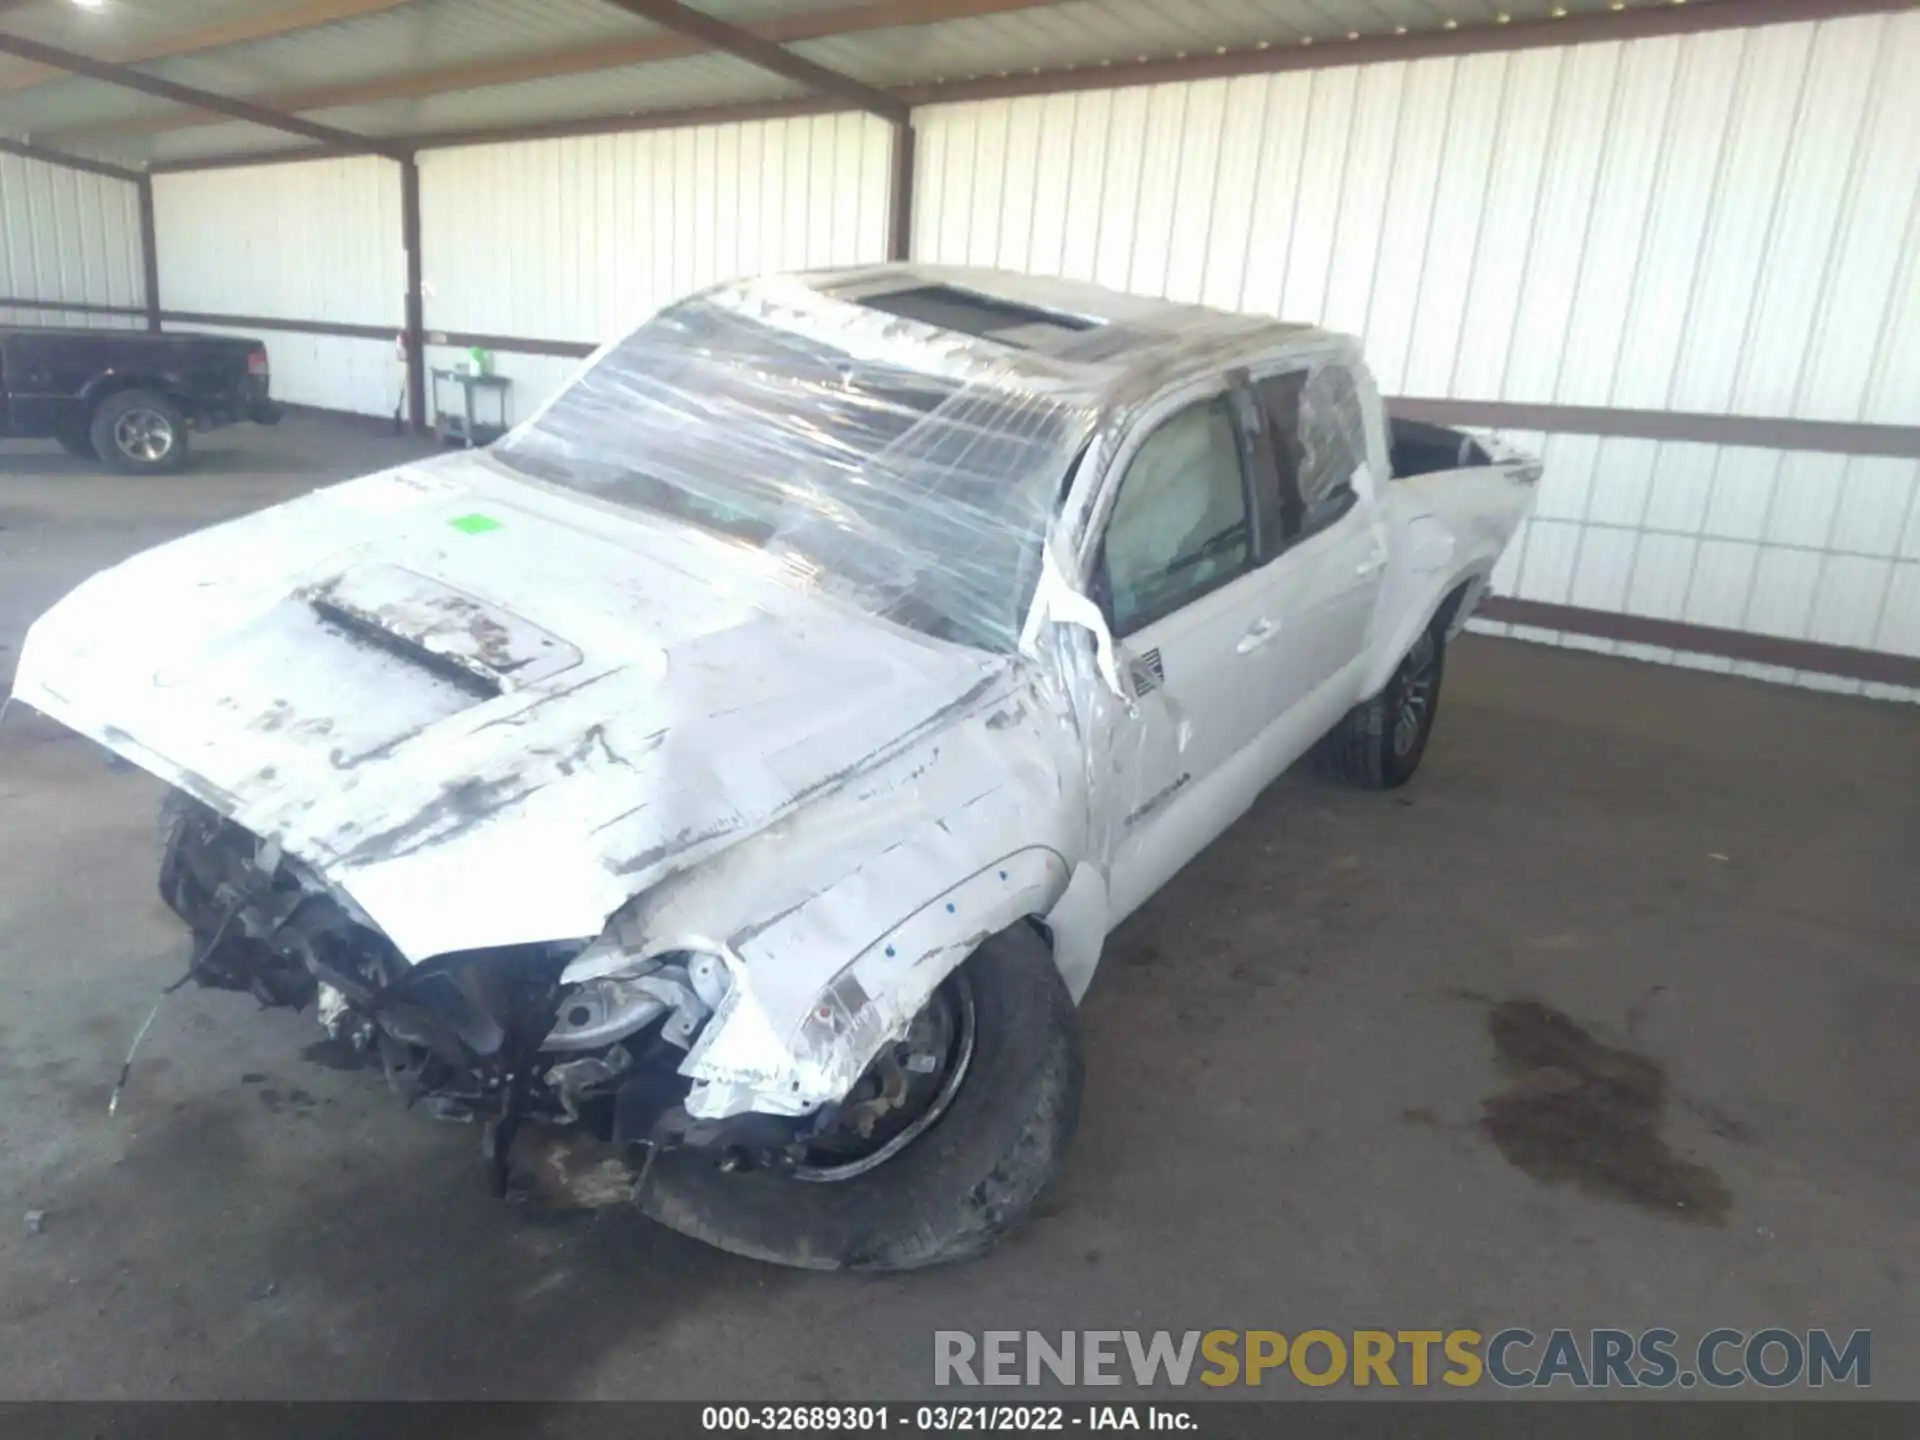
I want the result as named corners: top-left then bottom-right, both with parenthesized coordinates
top-left (564, 673), bottom-right (1096, 1119)
top-left (682, 844), bottom-right (1072, 1118)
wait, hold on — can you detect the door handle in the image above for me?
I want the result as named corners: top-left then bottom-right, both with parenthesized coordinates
top-left (1356, 550), bottom-right (1387, 577)
top-left (1235, 618), bottom-right (1279, 654)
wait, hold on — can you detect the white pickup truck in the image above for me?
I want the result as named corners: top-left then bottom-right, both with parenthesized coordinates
top-left (10, 266), bottom-right (1537, 1270)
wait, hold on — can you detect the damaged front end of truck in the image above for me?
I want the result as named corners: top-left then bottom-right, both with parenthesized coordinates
top-left (13, 270), bottom-right (1118, 1269)
top-left (151, 785), bottom-right (992, 1200)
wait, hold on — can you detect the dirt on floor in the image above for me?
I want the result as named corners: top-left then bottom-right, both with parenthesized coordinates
top-left (1, 420), bottom-right (1916, 1399)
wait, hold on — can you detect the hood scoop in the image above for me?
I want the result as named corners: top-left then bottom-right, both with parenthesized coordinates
top-left (303, 564), bottom-right (582, 697)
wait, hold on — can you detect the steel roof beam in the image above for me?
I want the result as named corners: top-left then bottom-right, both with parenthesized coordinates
top-left (112, 0), bottom-right (1899, 171)
top-left (0, 28), bottom-right (406, 157)
top-left (0, 132), bottom-right (140, 180)
top-left (600, 0), bottom-right (908, 123)
top-left (45, 1), bottom-right (1058, 147)
top-left (0, 1), bottom-right (415, 93)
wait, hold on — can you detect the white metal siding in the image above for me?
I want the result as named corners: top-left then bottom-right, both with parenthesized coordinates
top-left (1479, 433), bottom-right (1920, 702)
top-left (418, 112), bottom-right (895, 422)
top-left (152, 157), bottom-right (404, 415)
top-left (910, 12), bottom-right (1920, 697)
top-left (0, 151), bottom-right (143, 326)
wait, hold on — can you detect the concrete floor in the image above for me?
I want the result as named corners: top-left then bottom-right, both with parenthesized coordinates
top-left (1, 419), bottom-right (1914, 1400)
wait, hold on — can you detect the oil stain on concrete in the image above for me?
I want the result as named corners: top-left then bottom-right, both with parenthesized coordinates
top-left (1481, 998), bottom-right (1731, 1225)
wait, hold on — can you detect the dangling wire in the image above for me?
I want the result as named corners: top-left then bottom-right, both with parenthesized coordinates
top-left (107, 907), bottom-right (237, 1117)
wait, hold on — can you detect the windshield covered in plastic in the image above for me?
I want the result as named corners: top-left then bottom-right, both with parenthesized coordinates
top-left (492, 279), bottom-right (1096, 652)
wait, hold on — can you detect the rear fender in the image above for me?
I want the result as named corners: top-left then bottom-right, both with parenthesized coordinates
top-left (1363, 549), bottom-right (1490, 699)
top-left (79, 370), bottom-right (188, 410)
top-left (1362, 458), bottom-right (1537, 697)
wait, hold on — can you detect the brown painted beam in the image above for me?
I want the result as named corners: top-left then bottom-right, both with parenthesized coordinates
top-left (46, 0), bottom-right (1053, 148)
top-left (600, 0), bottom-right (907, 121)
top-left (146, 142), bottom-right (374, 175)
top-left (893, 0), bottom-right (1909, 105)
top-left (0, 0), bottom-right (414, 93)
top-left (1387, 397), bottom-right (1920, 460)
top-left (0, 30), bottom-right (404, 156)
top-left (148, 97), bottom-right (850, 172)
top-left (427, 331), bottom-right (599, 359)
top-left (109, 0), bottom-right (1904, 171)
top-left (1478, 597), bottom-right (1920, 690)
top-left (0, 296), bottom-right (149, 317)
top-left (157, 310), bottom-right (394, 340)
top-left (0, 133), bottom-right (141, 181)
top-left (137, 174), bottom-right (160, 332)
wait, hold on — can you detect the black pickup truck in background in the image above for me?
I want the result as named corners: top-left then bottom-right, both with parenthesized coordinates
top-left (0, 326), bottom-right (281, 475)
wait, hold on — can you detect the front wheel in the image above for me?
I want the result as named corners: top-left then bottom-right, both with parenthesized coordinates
top-left (90, 390), bottom-right (189, 475)
top-left (636, 923), bottom-right (1083, 1271)
top-left (1319, 621), bottom-right (1446, 789)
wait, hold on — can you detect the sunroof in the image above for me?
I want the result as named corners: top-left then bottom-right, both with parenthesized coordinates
top-left (856, 284), bottom-right (1099, 348)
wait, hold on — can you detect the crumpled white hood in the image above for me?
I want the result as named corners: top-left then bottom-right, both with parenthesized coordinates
top-left (12, 452), bottom-right (1004, 960)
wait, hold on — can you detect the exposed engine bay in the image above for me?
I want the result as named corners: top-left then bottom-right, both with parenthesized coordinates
top-left (157, 793), bottom-right (976, 1196)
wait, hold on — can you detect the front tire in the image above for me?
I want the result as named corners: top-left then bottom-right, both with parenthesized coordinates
top-left (637, 924), bottom-right (1083, 1271)
top-left (91, 390), bottom-right (189, 475)
top-left (1319, 621), bottom-right (1446, 789)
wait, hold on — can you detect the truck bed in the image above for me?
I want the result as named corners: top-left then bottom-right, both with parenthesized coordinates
top-left (1389, 417), bottom-right (1493, 479)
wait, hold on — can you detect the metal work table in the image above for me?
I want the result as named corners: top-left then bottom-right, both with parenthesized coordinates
top-left (430, 368), bottom-right (511, 447)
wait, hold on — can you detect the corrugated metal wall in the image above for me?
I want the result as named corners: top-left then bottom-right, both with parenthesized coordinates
top-left (418, 111), bottom-right (896, 422)
top-left (910, 11), bottom-right (1920, 699)
top-left (152, 157), bottom-right (404, 415)
top-left (0, 150), bottom-right (143, 328)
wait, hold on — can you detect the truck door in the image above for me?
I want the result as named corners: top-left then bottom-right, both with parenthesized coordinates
top-left (1249, 362), bottom-right (1387, 719)
top-left (1091, 387), bottom-right (1301, 924)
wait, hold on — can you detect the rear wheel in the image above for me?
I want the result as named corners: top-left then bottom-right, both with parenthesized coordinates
top-left (1319, 621), bottom-right (1446, 789)
top-left (91, 390), bottom-right (189, 475)
top-left (637, 924), bottom-right (1082, 1271)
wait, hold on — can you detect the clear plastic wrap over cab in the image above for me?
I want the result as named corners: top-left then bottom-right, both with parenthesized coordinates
top-left (493, 275), bottom-right (1101, 654)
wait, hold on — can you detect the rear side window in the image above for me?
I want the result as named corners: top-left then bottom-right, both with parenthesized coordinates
top-left (1255, 364), bottom-right (1367, 541)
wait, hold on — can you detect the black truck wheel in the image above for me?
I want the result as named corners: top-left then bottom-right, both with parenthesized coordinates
top-left (90, 390), bottom-right (189, 475)
top-left (1319, 620), bottom-right (1447, 789)
top-left (637, 923), bottom-right (1083, 1271)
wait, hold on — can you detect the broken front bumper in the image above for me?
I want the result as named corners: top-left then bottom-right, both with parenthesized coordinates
top-left (152, 793), bottom-right (896, 1186)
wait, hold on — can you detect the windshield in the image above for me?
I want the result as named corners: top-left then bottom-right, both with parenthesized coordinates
top-left (493, 283), bottom-right (1095, 651)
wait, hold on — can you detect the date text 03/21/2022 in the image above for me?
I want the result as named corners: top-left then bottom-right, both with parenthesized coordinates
top-left (701, 1405), bottom-right (1192, 1431)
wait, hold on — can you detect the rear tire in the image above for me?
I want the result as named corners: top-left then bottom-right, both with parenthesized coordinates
top-left (91, 390), bottom-right (189, 475)
top-left (637, 924), bottom-right (1082, 1271)
top-left (1319, 621), bottom-right (1446, 789)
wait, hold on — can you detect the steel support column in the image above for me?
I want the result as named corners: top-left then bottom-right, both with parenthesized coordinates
top-left (400, 155), bottom-right (426, 434)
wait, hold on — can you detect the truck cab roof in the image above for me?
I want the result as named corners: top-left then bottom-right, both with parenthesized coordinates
top-left (736, 263), bottom-right (1357, 410)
